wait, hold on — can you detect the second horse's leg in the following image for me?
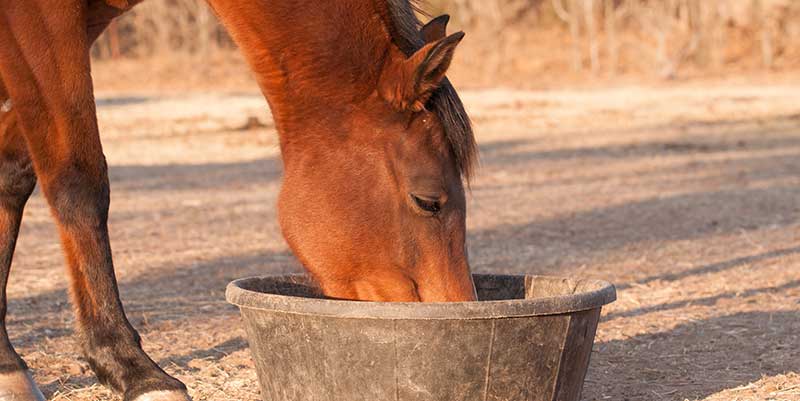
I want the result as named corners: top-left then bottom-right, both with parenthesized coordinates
top-left (0, 84), bottom-right (43, 401)
top-left (0, 2), bottom-right (189, 400)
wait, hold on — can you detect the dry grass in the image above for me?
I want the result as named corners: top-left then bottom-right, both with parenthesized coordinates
top-left (5, 77), bottom-right (800, 400)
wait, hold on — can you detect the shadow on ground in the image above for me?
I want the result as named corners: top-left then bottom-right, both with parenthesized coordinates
top-left (109, 157), bottom-right (282, 192)
top-left (470, 113), bottom-right (800, 273)
top-left (615, 246), bottom-right (800, 291)
top-left (586, 310), bottom-right (800, 400)
top-left (8, 249), bottom-right (297, 344)
top-left (96, 96), bottom-right (152, 108)
top-left (478, 113), bottom-right (800, 166)
top-left (468, 184), bottom-right (799, 273)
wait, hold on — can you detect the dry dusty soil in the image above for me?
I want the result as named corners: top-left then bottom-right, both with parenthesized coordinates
top-left (6, 83), bottom-right (799, 400)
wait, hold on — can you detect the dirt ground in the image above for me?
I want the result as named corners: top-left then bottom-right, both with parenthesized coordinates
top-left (5, 80), bottom-right (799, 400)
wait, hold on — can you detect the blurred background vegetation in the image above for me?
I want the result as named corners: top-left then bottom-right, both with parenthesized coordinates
top-left (92, 0), bottom-right (800, 90)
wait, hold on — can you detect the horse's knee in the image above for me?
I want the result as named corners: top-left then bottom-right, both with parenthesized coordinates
top-left (43, 161), bottom-right (110, 229)
top-left (0, 160), bottom-right (35, 211)
top-left (0, 83), bottom-right (107, 226)
top-left (0, 115), bottom-right (36, 211)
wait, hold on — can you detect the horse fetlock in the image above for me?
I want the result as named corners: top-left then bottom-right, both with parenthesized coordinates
top-left (78, 318), bottom-right (141, 349)
top-left (84, 344), bottom-right (187, 398)
top-left (78, 326), bottom-right (140, 388)
top-left (0, 370), bottom-right (45, 401)
top-left (79, 327), bottom-right (186, 398)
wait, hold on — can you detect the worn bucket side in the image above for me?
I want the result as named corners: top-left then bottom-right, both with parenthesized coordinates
top-left (227, 274), bottom-right (616, 401)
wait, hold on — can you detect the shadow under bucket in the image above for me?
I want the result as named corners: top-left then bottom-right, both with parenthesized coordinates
top-left (226, 274), bottom-right (616, 401)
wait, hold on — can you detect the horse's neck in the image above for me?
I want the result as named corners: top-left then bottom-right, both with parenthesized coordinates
top-left (207, 0), bottom-right (391, 127)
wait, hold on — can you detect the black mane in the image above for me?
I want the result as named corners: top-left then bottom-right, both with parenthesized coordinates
top-left (383, 0), bottom-right (478, 179)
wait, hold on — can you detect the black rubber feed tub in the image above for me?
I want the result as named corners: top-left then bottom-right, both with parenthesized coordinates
top-left (226, 274), bottom-right (616, 401)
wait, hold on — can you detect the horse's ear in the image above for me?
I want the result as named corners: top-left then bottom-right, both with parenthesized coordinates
top-left (379, 32), bottom-right (464, 112)
top-left (421, 15), bottom-right (450, 43)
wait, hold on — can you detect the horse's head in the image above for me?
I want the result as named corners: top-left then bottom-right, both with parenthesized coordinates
top-left (277, 16), bottom-right (477, 302)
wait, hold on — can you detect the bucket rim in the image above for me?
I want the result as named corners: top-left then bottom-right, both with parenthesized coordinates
top-left (226, 274), bottom-right (616, 320)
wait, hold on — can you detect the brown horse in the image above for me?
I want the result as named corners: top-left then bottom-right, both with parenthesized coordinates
top-left (0, 0), bottom-right (477, 399)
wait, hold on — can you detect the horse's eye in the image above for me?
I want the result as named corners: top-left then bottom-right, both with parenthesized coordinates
top-left (410, 194), bottom-right (441, 215)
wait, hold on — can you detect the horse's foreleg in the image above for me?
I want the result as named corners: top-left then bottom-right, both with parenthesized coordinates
top-left (0, 86), bottom-right (44, 401)
top-left (0, 2), bottom-right (189, 400)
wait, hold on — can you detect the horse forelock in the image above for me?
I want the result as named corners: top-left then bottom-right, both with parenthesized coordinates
top-left (380, 0), bottom-right (478, 180)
